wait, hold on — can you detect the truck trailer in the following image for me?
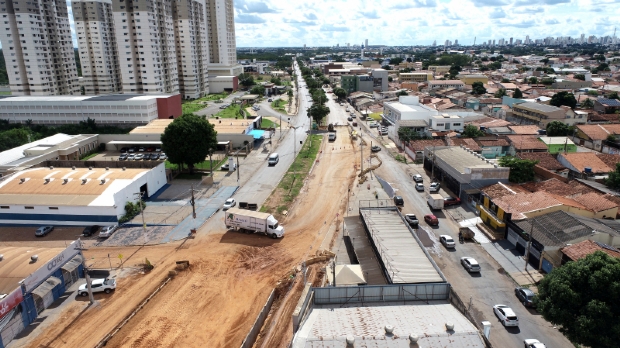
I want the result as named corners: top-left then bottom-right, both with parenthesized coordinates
top-left (427, 194), bottom-right (444, 210)
top-left (225, 208), bottom-right (285, 239)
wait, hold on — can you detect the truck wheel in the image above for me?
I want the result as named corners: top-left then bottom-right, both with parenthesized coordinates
top-left (245, 229), bottom-right (252, 234)
top-left (271, 233), bottom-right (278, 239)
top-left (105, 289), bottom-right (112, 294)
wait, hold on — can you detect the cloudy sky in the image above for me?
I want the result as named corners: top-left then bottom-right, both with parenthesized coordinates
top-left (233, 0), bottom-right (620, 47)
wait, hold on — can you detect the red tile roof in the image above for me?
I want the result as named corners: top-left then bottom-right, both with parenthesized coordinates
top-left (559, 152), bottom-right (613, 173)
top-left (517, 152), bottom-right (566, 171)
top-left (407, 139), bottom-right (446, 152)
top-left (452, 138), bottom-right (482, 151)
top-left (493, 191), bottom-right (563, 220)
top-left (481, 182), bottom-right (529, 200)
top-left (596, 153), bottom-right (620, 170)
top-left (508, 125), bottom-right (542, 135)
top-left (562, 240), bottom-right (620, 261)
top-left (506, 135), bottom-right (548, 150)
top-left (478, 139), bottom-right (511, 147)
top-left (572, 192), bottom-right (618, 213)
top-left (576, 124), bottom-right (610, 141)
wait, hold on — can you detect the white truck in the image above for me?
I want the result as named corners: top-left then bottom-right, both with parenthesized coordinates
top-left (427, 194), bottom-right (444, 210)
top-left (225, 208), bottom-right (285, 239)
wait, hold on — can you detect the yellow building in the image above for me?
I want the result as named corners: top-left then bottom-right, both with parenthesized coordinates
top-left (399, 72), bottom-right (434, 83)
top-left (428, 65), bottom-right (451, 74)
top-left (458, 74), bottom-right (488, 85)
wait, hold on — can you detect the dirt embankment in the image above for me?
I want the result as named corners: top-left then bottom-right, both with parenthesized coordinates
top-left (28, 129), bottom-right (357, 348)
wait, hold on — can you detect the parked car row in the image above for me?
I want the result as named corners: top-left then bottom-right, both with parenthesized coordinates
top-left (34, 225), bottom-right (118, 238)
top-left (120, 146), bottom-right (161, 153)
top-left (119, 153), bottom-right (167, 161)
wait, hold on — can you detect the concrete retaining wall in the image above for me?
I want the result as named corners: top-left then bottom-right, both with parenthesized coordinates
top-left (240, 289), bottom-right (275, 348)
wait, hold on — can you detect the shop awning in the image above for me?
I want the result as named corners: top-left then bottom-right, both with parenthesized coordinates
top-left (61, 255), bottom-right (83, 273)
top-left (31, 277), bottom-right (61, 298)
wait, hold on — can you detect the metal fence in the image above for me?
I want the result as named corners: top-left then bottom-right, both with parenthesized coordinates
top-left (313, 283), bottom-right (450, 305)
top-left (449, 287), bottom-right (493, 348)
top-left (358, 200), bottom-right (396, 209)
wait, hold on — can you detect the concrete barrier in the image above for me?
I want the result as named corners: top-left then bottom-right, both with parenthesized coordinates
top-left (240, 289), bottom-right (275, 348)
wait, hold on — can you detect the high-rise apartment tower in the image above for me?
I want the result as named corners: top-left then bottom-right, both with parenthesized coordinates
top-left (206, 0), bottom-right (241, 76)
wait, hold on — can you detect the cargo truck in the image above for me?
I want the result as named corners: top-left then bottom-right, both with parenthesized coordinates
top-left (225, 208), bottom-right (285, 239)
top-left (427, 194), bottom-right (444, 210)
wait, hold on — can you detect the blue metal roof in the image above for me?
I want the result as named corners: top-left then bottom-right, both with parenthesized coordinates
top-left (248, 129), bottom-right (265, 139)
top-left (598, 98), bottom-right (620, 106)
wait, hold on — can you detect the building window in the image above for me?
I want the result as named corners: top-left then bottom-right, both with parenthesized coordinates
top-left (436, 123), bottom-right (444, 127)
top-left (25, 206), bottom-right (34, 209)
top-left (453, 123), bottom-right (461, 126)
top-left (49, 207), bottom-right (59, 210)
top-left (0, 206), bottom-right (9, 209)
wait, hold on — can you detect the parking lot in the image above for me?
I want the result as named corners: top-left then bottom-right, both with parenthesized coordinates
top-left (92, 146), bottom-right (168, 162)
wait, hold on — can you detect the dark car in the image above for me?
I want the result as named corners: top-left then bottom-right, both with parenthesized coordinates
top-left (515, 287), bottom-right (536, 307)
top-left (347, 117), bottom-right (353, 121)
top-left (120, 147), bottom-right (129, 153)
top-left (128, 146), bottom-right (137, 153)
top-left (146, 146), bottom-right (155, 152)
top-left (393, 196), bottom-right (404, 207)
top-left (371, 146), bottom-right (381, 152)
top-left (424, 214), bottom-right (439, 226)
top-left (404, 214), bottom-right (419, 227)
top-left (82, 225), bottom-right (100, 237)
top-left (150, 153), bottom-right (160, 160)
top-left (444, 197), bottom-right (461, 206)
top-left (118, 153), bottom-right (128, 161)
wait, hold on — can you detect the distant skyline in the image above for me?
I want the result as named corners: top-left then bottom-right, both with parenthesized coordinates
top-left (232, 0), bottom-right (620, 47)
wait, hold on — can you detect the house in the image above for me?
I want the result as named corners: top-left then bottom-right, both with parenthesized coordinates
top-left (594, 98), bottom-right (620, 114)
top-left (506, 135), bottom-right (548, 155)
top-left (561, 239), bottom-right (620, 264)
top-left (573, 124), bottom-right (612, 151)
top-left (405, 139), bottom-right (445, 161)
top-left (557, 152), bottom-right (614, 178)
top-left (477, 137), bottom-right (511, 158)
top-left (427, 65), bottom-right (451, 74)
top-left (517, 152), bottom-right (568, 179)
top-left (538, 136), bottom-right (577, 154)
top-left (458, 74), bottom-right (489, 85)
top-left (451, 138), bottom-right (482, 153)
top-left (429, 115), bottom-right (465, 133)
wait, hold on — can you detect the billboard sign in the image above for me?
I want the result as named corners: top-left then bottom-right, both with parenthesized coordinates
top-left (0, 288), bottom-right (23, 320)
top-left (23, 241), bottom-right (81, 292)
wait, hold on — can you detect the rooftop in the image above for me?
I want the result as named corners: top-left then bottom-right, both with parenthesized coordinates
top-left (0, 133), bottom-right (81, 167)
top-left (0, 94), bottom-right (173, 103)
top-left (398, 119), bottom-right (429, 127)
top-left (559, 152), bottom-right (613, 173)
top-left (577, 124), bottom-right (610, 141)
top-left (429, 80), bottom-right (465, 85)
top-left (538, 136), bottom-right (576, 146)
top-left (521, 178), bottom-right (592, 197)
top-left (595, 153), bottom-right (620, 170)
top-left (493, 191), bottom-right (563, 220)
top-left (0, 246), bottom-right (66, 294)
top-left (408, 139), bottom-right (445, 152)
top-left (433, 147), bottom-right (497, 174)
top-left (506, 135), bottom-right (548, 151)
top-left (481, 182), bottom-right (529, 200)
top-left (130, 118), bottom-right (254, 135)
top-left (384, 100), bottom-right (437, 114)
top-left (562, 240), bottom-right (620, 261)
top-left (452, 138), bottom-right (482, 152)
top-left (477, 139), bottom-right (511, 147)
top-left (597, 98), bottom-right (620, 107)
top-left (293, 301), bottom-right (485, 348)
top-left (572, 192), bottom-right (618, 213)
top-left (507, 125), bottom-right (542, 135)
top-left (513, 102), bottom-right (563, 114)
top-left (515, 210), bottom-right (596, 246)
top-left (360, 209), bottom-right (445, 284)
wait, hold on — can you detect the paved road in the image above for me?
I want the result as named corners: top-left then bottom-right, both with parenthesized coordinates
top-left (365, 130), bottom-right (571, 348)
top-left (194, 91), bottom-right (246, 117)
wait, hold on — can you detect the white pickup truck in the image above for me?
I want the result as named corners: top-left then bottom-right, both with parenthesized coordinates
top-left (78, 278), bottom-right (117, 297)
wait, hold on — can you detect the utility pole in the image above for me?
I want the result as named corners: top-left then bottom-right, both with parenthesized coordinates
top-left (135, 192), bottom-right (147, 245)
top-left (360, 134), bottom-right (364, 174)
top-left (524, 221), bottom-right (534, 272)
top-left (79, 240), bottom-right (96, 304)
top-left (190, 185), bottom-right (196, 219)
top-left (431, 146), bottom-right (435, 180)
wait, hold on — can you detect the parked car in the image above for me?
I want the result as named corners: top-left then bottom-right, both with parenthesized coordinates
top-left (128, 146), bottom-right (137, 153)
top-left (404, 214), bottom-right (419, 227)
top-left (444, 197), bottom-right (461, 206)
top-left (155, 147), bottom-right (161, 152)
top-left (429, 182), bottom-right (440, 192)
top-left (134, 154), bottom-right (144, 160)
top-left (146, 146), bottom-right (155, 152)
top-left (99, 225), bottom-right (118, 238)
top-left (379, 129), bottom-right (388, 135)
top-left (424, 214), bottom-right (439, 226)
top-left (118, 153), bottom-right (128, 161)
top-left (150, 153), bottom-right (160, 160)
top-left (138, 147), bottom-right (145, 152)
top-left (371, 146), bottom-right (381, 152)
top-left (120, 147), bottom-right (129, 153)
top-left (460, 257), bottom-right (481, 273)
top-left (415, 183), bottom-right (425, 191)
top-left (222, 198), bottom-right (236, 211)
top-left (493, 304), bottom-right (519, 327)
top-left (412, 174), bottom-right (423, 183)
top-left (347, 117), bottom-right (353, 121)
top-left (352, 121), bottom-right (357, 127)
top-left (440, 235), bottom-right (455, 248)
top-left (127, 154), bottom-right (136, 160)
top-left (350, 114), bottom-right (356, 118)
top-left (268, 98), bottom-right (273, 102)
top-left (219, 104), bottom-right (228, 109)
top-left (159, 153), bottom-right (168, 160)
top-left (393, 196), bottom-right (404, 207)
top-left (142, 154), bottom-right (150, 160)
top-left (515, 287), bottom-right (536, 307)
top-left (524, 339), bottom-right (546, 348)
top-left (82, 225), bottom-right (99, 237)
top-left (78, 278), bottom-right (116, 297)
top-left (221, 163), bottom-right (237, 171)
top-left (35, 226), bottom-right (54, 237)
top-left (369, 122), bottom-right (379, 128)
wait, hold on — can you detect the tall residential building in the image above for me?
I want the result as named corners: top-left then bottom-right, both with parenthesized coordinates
top-left (206, 0), bottom-right (242, 76)
top-left (112, 0), bottom-right (179, 94)
top-left (173, 0), bottom-right (209, 99)
top-left (0, 0), bottom-right (80, 95)
top-left (72, 0), bottom-right (122, 95)
top-left (365, 39), bottom-right (368, 48)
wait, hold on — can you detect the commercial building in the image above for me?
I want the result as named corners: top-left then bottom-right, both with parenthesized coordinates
top-left (458, 74), bottom-right (489, 85)
top-left (113, 0), bottom-right (179, 94)
top-left (340, 69), bottom-right (388, 94)
top-left (206, 0), bottom-right (243, 76)
top-left (0, 0), bottom-right (80, 95)
top-left (399, 72), bottom-right (433, 83)
top-left (0, 94), bottom-right (182, 125)
top-left (428, 65), bottom-right (451, 74)
top-left (428, 80), bottom-right (465, 90)
top-left (0, 164), bottom-right (167, 225)
top-left (511, 102), bottom-right (574, 127)
top-left (72, 0), bottom-right (122, 95)
top-left (430, 115), bottom-right (465, 133)
top-left (207, 76), bottom-right (238, 93)
top-left (383, 96), bottom-right (438, 124)
top-left (0, 243), bottom-right (86, 347)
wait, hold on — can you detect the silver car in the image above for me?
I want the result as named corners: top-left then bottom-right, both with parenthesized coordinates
top-left (99, 225), bottom-right (118, 238)
top-left (460, 257), bottom-right (481, 272)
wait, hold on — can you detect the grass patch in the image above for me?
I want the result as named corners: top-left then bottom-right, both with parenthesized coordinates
top-left (181, 93), bottom-right (229, 114)
top-left (261, 134), bottom-right (322, 217)
top-left (81, 152), bottom-right (99, 161)
top-left (271, 99), bottom-right (287, 114)
top-left (369, 112), bottom-right (382, 121)
top-left (214, 104), bottom-right (243, 119)
top-left (261, 118), bottom-right (279, 129)
top-left (0, 91), bottom-right (11, 95)
top-left (165, 157), bottom-right (227, 171)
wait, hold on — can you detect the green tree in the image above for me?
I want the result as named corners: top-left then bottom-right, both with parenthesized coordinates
top-left (546, 121), bottom-right (571, 136)
top-left (270, 77), bottom-right (282, 85)
top-left (0, 128), bottom-right (32, 152)
top-left (582, 98), bottom-right (594, 108)
top-left (238, 73), bottom-right (255, 88)
top-left (449, 65), bottom-right (461, 78)
top-left (574, 74), bottom-right (586, 81)
top-left (498, 156), bottom-right (538, 183)
top-left (397, 127), bottom-right (417, 144)
top-left (606, 163), bottom-right (620, 189)
top-left (388, 76), bottom-right (393, 82)
top-left (471, 82), bottom-right (486, 95)
top-left (535, 251), bottom-right (620, 348)
top-left (501, 78), bottom-right (510, 83)
top-left (250, 85), bottom-right (265, 96)
top-left (461, 124), bottom-right (484, 138)
top-left (396, 90), bottom-right (408, 96)
top-left (512, 88), bottom-right (523, 98)
top-left (390, 57), bottom-right (404, 65)
top-left (494, 89), bottom-right (507, 98)
top-left (333, 88), bottom-right (347, 101)
top-left (608, 92), bottom-right (619, 100)
top-left (161, 114), bottom-right (218, 174)
top-left (550, 91), bottom-right (577, 109)
top-left (381, 65), bottom-right (391, 70)
top-left (541, 77), bottom-right (554, 85)
top-left (307, 103), bottom-right (330, 125)
top-left (529, 76), bottom-right (538, 84)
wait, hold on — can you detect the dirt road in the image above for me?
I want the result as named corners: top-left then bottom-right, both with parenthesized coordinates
top-left (27, 128), bottom-right (357, 348)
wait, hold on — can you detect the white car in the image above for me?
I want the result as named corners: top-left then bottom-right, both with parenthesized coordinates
top-left (460, 257), bottom-right (481, 273)
top-left (223, 198), bottom-right (236, 211)
top-left (524, 339), bottom-right (546, 348)
top-left (415, 183), bottom-right (425, 191)
top-left (493, 304), bottom-right (519, 327)
top-left (412, 174), bottom-right (423, 183)
top-left (429, 182), bottom-right (440, 192)
top-left (99, 225), bottom-right (118, 238)
top-left (440, 235), bottom-right (455, 249)
top-left (134, 153), bottom-right (144, 160)
top-left (78, 278), bottom-right (116, 297)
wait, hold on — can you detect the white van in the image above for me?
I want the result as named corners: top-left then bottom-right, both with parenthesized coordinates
top-left (268, 153), bottom-right (279, 166)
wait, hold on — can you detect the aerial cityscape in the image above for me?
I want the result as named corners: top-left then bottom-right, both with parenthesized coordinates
top-left (0, 0), bottom-right (619, 348)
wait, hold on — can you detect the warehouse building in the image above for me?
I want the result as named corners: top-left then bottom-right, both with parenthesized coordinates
top-left (0, 164), bottom-right (166, 226)
top-left (0, 94), bottom-right (182, 125)
top-left (0, 243), bottom-right (84, 347)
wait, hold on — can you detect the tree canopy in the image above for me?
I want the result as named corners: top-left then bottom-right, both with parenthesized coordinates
top-left (546, 120), bottom-right (572, 136)
top-left (471, 82), bottom-right (486, 95)
top-left (307, 104), bottom-right (330, 125)
top-left (333, 88), bottom-right (346, 100)
top-left (582, 98), bottom-right (594, 109)
top-left (606, 163), bottom-right (620, 189)
top-left (512, 88), bottom-right (523, 98)
top-left (494, 89), bottom-right (507, 98)
top-left (238, 73), bottom-right (255, 88)
top-left (396, 90), bottom-right (408, 96)
top-left (498, 156), bottom-right (538, 183)
top-left (397, 127), bottom-right (419, 144)
top-left (161, 114), bottom-right (218, 174)
top-left (535, 251), bottom-right (620, 348)
top-left (550, 91), bottom-right (577, 109)
top-left (250, 85), bottom-right (265, 96)
top-left (461, 124), bottom-right (485, 138)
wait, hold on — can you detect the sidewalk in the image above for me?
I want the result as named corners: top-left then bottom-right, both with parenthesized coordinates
top-left (481, 239), bottom-right (544, 286)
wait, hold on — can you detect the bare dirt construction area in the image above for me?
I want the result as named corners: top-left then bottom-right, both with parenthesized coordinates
top-left (27, 128), bottom-right (358, 348)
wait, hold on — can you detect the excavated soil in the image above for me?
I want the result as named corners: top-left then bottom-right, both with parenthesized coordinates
top-left (27, 128), bottom-right (358, 348)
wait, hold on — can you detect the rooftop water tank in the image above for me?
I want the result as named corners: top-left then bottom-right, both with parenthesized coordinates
top-left (585, 167), bottom-right (592, 173)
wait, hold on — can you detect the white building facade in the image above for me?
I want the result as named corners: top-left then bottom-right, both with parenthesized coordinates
top-left (0, 0), bottom-right (80, 95)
